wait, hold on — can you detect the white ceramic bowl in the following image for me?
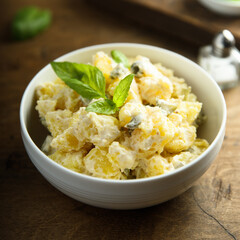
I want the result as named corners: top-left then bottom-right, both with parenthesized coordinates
top-left (20, 43), bottom-right (226, 209)
top-left (199, 0), bottom-right (240, 16)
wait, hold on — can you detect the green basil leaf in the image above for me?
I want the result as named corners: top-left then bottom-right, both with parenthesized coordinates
top-left (51, 62), bottom-right (106, 99)
top-left (111, 50), bottom-right (130, 68)
top-left (86, 99), bottom-right (117, 115)
top-left (61, 78), bottom-right (103, 99)
top-left (51, 62), bottom-right (84, 81)
top-left (75, 64), bottom-right (106, 98)
top-left (12, 6), bottom-right (51, 40)
top-left (113, 74), bottom-right (134, 108)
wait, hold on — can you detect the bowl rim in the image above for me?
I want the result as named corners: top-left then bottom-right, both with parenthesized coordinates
top-left (20, 42), bottom-right (227, 184)
top-left (199, 0), bottom-right (240, 7)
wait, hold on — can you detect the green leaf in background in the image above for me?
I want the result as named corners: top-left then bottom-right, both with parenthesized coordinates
top-left (111, 50), bottom-right (130, 68)
top-left (51, 62), bottom-right (106, 99)
top-left (12, 6), bottom-right (51, 40)
top-left (113, 74), bottom-right (134, 107)
top-left (86, 99), bottom-right (117, 115)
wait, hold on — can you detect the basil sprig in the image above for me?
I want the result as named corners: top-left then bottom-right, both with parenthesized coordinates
top-left (111, 50), bottom-right (130, 68)
top-left (12, 6), bottom-right (51, 40)
top-left (51, 61), bottom-right (134, 115)
top-left (51, 62), bottom-right (106, 99)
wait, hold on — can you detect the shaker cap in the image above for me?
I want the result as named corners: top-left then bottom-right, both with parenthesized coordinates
top-left (212, 30), bottom-right (235, 57)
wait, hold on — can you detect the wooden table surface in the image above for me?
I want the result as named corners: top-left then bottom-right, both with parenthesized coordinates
top-left (90, 0), bottom-right (240, 48)
top-left (1, 0), bottom-right (240, 239)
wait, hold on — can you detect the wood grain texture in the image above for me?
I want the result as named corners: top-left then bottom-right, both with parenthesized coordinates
top-left (0, 0), bottom-right (239, 239)
top-left (89, 0), bottom-right (240, 48)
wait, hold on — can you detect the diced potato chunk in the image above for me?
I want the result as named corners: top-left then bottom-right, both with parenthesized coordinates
top-left (51, 127), bottom-right (85, 152)
top-left (36, 99), bottom-right (57, 120)
top-left (130, 106), bottom-right (176, 153)
top-left (51, 108), bottom-right (120, 152)
top-left (84, 147), bottom-right (121, 179)
top-left (135, 154), bottom-right (174, 178)
top-left (45, 110), bottom-right (72, 137)
top-left (49, 150), bottom-right (86, 173)
top-left (138, 76), bottom-right (173, 105)
top-left (107, 142), bottom-right (137, 172)
top-left (164, 124), bottom-right (196, 153)
top-left (167, 138), bottom-right (209, 168)
top-left (119, 102), bottom-right (146, 127)
top-left (36, 79), bottom-right (82, 114)
top-left (93, 51), bottom-right (116, 85)
top-left (174, 101), bottom-right (202, 124)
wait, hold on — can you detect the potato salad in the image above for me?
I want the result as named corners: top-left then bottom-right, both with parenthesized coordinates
top-left (35, 50), bottom-right (209, 179)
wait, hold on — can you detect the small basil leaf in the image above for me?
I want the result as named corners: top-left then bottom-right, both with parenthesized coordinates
top-left (113, 74), bottom-right (134, 108)
top-left (86, 99), bottom-right (117, 115)
top-left (51, 62), bottom-right (106, 99)
top-left (111, 50), bottom-right (130, 68)
top-left (12, 6), bottom-right (51, 40)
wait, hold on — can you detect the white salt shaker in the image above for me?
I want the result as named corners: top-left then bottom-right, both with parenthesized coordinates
top-left (198, 30), bottom-right (240, 90)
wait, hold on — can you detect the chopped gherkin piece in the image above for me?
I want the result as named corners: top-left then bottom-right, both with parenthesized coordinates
top-left (195, 112), bottom-right (207, 127)
top-left (125, 114), bottom-right (142, 129)
top-left (110, 64), bottom-right (129, 79)
top-left (181, 86), bottom-right (191, 100)
top-left (130, 61), bottom-right (144, 77)
top-left (123, 168), bottom-right (130, 175)
top-left (156, 99), bottom-right (178, 116)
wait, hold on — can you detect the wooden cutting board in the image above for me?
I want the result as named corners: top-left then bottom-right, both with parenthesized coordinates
top-left (89, 0), bottom-right (240, 48)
